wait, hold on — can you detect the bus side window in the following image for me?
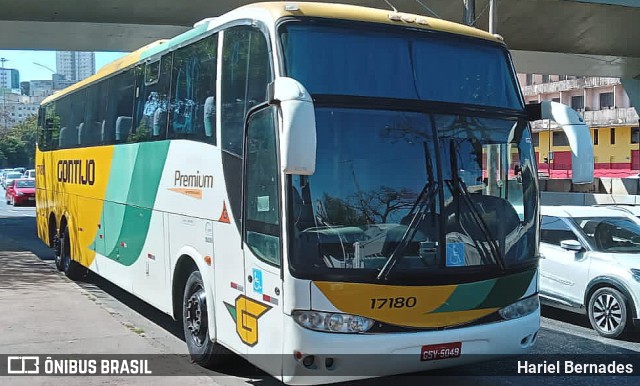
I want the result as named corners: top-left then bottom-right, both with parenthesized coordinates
top-left (221, 26), bottom-right (271, 156)
top-left (54, 97), bottom-right (71, 149)
top-left (133, 56), bottom-right (171, 142)
top-left (106, 69), bottom-right (135, 144)
top-left (169, 33), bottom-right (218, 144)
top-left (83, 83), bottom-right (108, 146)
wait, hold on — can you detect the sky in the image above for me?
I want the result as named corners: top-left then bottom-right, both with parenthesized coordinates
top-left (0, 50), bottom-right (128, 83)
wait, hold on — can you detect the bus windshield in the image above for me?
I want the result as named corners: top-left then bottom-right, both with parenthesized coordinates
top-left (279, 21), bottom-right (521, 109)
top-left (282, 21), bottom-right (537, 283)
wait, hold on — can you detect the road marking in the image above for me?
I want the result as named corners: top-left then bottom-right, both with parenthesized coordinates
top-left (542, 316), bottom-right (640, 352)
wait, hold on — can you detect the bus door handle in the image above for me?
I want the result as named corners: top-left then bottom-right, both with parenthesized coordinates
top-left (247, 275), bottom-right (253, 283)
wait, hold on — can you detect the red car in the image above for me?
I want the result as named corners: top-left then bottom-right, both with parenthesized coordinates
top-left (5, 178), bottom-right (36, 206)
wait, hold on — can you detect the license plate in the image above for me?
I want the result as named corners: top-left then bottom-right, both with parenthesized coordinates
top-left (28, 197), bottom-right (35, 201)
top-left (420, 342), bottom-right (462, 361)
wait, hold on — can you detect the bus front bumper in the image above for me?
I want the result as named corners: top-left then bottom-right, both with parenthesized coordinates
top-left (279, 308), bottom-right (540, 385)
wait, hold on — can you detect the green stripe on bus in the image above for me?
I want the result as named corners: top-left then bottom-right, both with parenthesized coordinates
top-left (475, 269), bottom-right (536, 309)
top-left (98, 144), bottom-right (140, 255)
top-left (101, 141), bottom-right (170, 266)
top-left (430, 278), bottom-right (497, 313)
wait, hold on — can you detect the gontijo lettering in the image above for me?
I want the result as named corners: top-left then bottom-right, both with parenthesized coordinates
top-left (57, 160), bottom-right (96, 185)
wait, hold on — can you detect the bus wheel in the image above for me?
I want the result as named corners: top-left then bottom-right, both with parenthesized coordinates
top-left (183, 270), bottom-right (228, 368)
top-left (59, 226), bottom-right (86, 280)
top-left (54, 233), bottom-right (63, 271)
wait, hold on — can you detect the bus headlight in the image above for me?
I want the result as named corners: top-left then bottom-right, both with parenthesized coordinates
top-left (293, 310), bottom-right (374, 333)
top-left (498, 295), bottom-right (539, 320)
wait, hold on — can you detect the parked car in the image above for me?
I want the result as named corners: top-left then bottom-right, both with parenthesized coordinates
top-left (13, 167), bottom-right (26, 174)
top-left (539, 205), bottom-right (640, 338)
top-left (604, 204), bottom-right (640, 220)
top-left (5, 178), bottom-right (36, 206)
top-left (0, 169), bottom-right (16, 186)
top-left (23, 169), bottom-right (36, 179)
top-left (2, 171), bottom-right (24, 189)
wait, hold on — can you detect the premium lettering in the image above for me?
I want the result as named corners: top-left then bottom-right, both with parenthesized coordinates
top-left (174, 170), bottom-right (213, 188)
top-left (57, 159), bottom-right (96, 185)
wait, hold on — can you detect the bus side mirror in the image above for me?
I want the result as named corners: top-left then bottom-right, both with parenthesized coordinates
top-left (268, 77), bottom-right (316, 175)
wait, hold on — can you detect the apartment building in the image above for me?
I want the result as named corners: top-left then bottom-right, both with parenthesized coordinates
top-left (518, 74), bottom-right (639, 173)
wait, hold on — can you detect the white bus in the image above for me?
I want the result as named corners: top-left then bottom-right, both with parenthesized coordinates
top-left (37, 2), bottom-right (541, 383)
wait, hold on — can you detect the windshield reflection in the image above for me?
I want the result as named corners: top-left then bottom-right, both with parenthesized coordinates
top-left (289, 107), bottom-right (538, 281)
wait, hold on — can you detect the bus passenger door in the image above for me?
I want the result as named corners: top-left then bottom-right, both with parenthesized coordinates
top-left (242, 107), bottom-right (284, 373)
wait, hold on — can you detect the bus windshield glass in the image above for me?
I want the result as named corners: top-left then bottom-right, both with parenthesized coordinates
top-left (289, 109), bottom-right (537, 281)
top-left (281, 21), bottom-right (537, 282)
top-left (279, 21), bottom-right (521, 109)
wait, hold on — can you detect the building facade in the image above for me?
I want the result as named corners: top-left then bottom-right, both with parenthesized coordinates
top-left (0, 68), bottom-right (20, 90)
top-left (518, 75), bottom-right (640, 173)
top-left (0, 92), bottom-right (39, 129)
top-left (56, 51), bottom-right (96, 82)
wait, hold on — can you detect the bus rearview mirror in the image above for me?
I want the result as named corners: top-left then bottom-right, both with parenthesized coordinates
top-left (269, 77), bottom-right (317, 175)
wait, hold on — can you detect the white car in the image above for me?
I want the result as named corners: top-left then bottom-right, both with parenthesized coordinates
top-left (540, 205), bottom-right (640, 338)
top-left (3, 172), bottom-right (24, 189)
top-left (23, 169), bottom-right (35, 179)
top-left (603, 204), bottom-right (640, 220)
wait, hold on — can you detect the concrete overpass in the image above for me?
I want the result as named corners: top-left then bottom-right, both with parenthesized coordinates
top-left (0, 0), bottom-right (639, 81)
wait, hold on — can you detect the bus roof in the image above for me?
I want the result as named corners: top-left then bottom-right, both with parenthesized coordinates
top-left (41, 1), bottom-right (503, 105)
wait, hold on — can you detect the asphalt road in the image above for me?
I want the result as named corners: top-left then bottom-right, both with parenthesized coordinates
top-left (1, 189), bottom-right (640, 385)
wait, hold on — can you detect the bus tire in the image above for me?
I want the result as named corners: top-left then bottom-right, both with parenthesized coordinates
top-left (54, 232), bottom-right (63, 271)
top-left (183, 270), bottom-right (228, 368)
top-left (59, 226), bottom-right (87, 280)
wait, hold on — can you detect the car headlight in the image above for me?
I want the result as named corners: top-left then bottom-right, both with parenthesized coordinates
top-left (630, 269), bottom-right (640, 282)
top-left (498, 295), bottom-right (539, 320)
top-left (292, 310), bottom-right (374, 333)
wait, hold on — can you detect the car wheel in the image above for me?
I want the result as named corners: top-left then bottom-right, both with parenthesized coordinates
top-left (183, 270), bottom-right (229, 368)
top-left (59, 226), bottom-right (86, 280)
top-left (588, 287), bottom-right (631, 338)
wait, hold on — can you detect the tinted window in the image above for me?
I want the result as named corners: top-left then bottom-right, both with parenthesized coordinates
top-left (245, 107), bottom-right (280, 266)
top-left (280, 22), bottom-right (521, 109)
top-left (221, 26), bottom-right (271, 155)
top-left (573, 216), bottom-right (640, 253)
top-left (134, 56), bottom-right (172, 142)
top-left (105, 70), bottom-right (135, 144)
top-left (170, 34), bottom-right (218, 143)
top-left (541, 215), bottom-right (576, 246)
top-left (82, 83), bottom-right (108, 146)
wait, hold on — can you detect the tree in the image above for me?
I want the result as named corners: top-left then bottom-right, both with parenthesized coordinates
top-left (0, 115), bottom-right (37, 167)
top-left (347, 186), bottom-right (417, 224)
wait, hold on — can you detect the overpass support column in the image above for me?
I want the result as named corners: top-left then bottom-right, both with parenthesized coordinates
top-left (622, 78), bottom-right (640, 119)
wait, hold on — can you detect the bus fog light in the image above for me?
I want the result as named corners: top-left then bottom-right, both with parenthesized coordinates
top-left (293, 310), bottom-right (374, 333)
top-left (499, 295), bottom-right (539, 320)
top-left (302, 355), bottom-right (315, 368)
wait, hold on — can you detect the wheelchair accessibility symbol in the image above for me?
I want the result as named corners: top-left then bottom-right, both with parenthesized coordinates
top-left (446, 243), bottom-right (465, 267)
top-left (252, 268), bottom-right (263, 294)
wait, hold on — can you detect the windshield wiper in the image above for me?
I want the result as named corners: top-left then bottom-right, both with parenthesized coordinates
top-left (447, 140), bottom-right (505, 271)
top-left (376, 181), bottom-right (438, 280)
top-left (377, 141), bottom-right (438, 281)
